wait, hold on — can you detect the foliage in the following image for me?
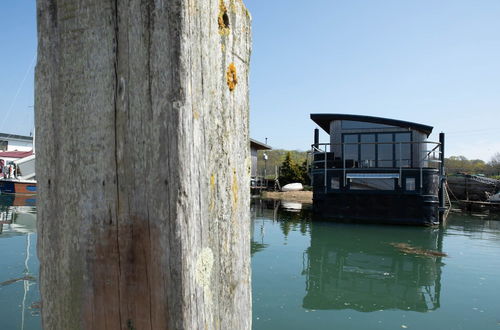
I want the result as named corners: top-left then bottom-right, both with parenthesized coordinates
top-left (256, 149), bottom-right (308, 178)
top-left (278, 152), bottom-right (305, 186)
top-left (299, 160), bottom-right (311, 185)
top-left (490, 152), bottom-right (500, 167)
top-left (445, 154), bottom-right (500, 177)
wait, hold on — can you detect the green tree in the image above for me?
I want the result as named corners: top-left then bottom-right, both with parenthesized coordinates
top-left (299, 159), bottom-right (310, 186)
top-left (489, 152), bottom-right (500, 176)
top-left (278, 152), bottom-right (303, 186)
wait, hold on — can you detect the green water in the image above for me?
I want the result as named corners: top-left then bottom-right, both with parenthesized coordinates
top-left (0, 195), bottom-right (40, 330)
top-left (252, 199), bottom-right (500, 330)
top-left (1, 196), bottom-right (500, 329)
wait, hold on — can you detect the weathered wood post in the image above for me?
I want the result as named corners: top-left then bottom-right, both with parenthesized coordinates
top-left (35, 0), bottom-right (251, 329)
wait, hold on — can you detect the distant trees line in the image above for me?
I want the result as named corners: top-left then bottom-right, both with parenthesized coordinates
top-left (256, 150), bottom-right (500, 184)
top-left (445, 153), bottom-right (500, 178)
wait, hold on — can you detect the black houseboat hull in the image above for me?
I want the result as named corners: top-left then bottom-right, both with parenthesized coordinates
top-left (313, 192), bottom-right (439, 226)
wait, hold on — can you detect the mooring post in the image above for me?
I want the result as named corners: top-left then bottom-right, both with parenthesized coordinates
top-left (439, 132), bottom-right (445, 222)
top-left (36, 1), bottom-right (252, 329)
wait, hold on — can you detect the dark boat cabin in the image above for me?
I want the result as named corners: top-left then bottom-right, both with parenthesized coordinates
top-left (310, 114), bottom-right (445, 226)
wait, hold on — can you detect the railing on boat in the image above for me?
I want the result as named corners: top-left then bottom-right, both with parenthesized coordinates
top-left (310, 140), bottom-right (443, 192)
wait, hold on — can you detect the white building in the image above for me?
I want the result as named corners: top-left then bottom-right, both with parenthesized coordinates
top-left (0, 133), bottom-right (33, 152)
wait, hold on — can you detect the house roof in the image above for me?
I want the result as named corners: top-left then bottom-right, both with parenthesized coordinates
top-left (250, 138), bottom-right (272, 150)
top-left (0, 151), bottom-right (34, 159)
top-left (310, 113), bottom-right (434, 136)
top-left (0, 133), bottom-right (33, 141)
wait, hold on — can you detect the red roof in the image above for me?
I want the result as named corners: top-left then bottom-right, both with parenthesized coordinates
top-left (0, 150), bottom-right (33, 159)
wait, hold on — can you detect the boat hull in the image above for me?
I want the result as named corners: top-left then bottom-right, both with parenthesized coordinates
top-left (0, 180), bottom-right (37, 195)
top-left (447, 175), bottom-right (500, 201)
top-left (313, 192), bottom-right (439, 226)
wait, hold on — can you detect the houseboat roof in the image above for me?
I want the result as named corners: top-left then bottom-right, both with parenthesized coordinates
top-left (310, 114), bottom-right (434, 136)
top-left (250, 138), bottom-right (272, 150)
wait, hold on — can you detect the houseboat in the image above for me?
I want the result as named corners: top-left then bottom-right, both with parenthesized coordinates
top-left (0, 151), bottom-right (36, 195)
top-left (310, 114), bottom-right (445, 226)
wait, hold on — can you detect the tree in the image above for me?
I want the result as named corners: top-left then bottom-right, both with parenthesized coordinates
top-left (489, 152), bottom-right (500, 175)
top-left (279, 152), bottom-right (304, 185)
top-left (300, 159), bottom-right (311, 186)
top-left (490, 153), bottom-right (500, 167)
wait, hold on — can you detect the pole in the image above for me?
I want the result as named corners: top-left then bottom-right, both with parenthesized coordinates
top-left (439, 132), bottom-right (446, 222)
top-left (36, 1), bottom-right (252, 328)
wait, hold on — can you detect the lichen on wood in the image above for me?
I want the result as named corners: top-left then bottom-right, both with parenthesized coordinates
top-left (226, 63), bottom-right (238, 91)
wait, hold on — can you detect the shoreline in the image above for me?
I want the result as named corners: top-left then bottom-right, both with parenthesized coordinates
top-left (261, 191), bottom-right (313, 204)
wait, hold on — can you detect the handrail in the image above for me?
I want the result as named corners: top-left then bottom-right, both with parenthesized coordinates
top-left (309, 140), bottom-right (442, 192)
top-left (311, 141), bottom-right (441, 147)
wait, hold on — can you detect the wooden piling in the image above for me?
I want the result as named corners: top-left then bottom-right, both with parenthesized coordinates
top-left (35, 1), bottom-right (252, 329)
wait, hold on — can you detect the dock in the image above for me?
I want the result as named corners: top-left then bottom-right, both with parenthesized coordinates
top-left (458, 200), bottom-right (500, 213)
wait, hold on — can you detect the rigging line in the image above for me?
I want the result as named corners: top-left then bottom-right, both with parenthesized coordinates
top-left (0, 53), bottom-right (37, 132)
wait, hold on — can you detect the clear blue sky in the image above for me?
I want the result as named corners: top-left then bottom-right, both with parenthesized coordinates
top-left (1, 1), bottom-right (499, 161)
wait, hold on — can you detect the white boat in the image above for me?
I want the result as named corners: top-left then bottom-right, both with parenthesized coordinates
top-left (281, 183), bottom-right (304, 192)
top-left (487, 192), bottom-right (500, 203)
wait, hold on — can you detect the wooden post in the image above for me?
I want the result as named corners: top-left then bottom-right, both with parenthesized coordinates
top-left (35, 1), bottom-right (252, 329)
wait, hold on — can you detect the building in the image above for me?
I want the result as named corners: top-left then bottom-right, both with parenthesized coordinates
top-left (250, 138), bottom-right (271, 179)
top-left (0, 133), bottom-right (33, 152)
top-left (309, 113), bottom-right (445, 225)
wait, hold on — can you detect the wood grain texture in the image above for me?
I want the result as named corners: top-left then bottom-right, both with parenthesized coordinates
top-left (35, 0), bottom-right (252, 329)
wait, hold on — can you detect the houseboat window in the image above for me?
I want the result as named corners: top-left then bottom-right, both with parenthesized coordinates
top-left (343, 134), bottom-right (358, 162)
top-left (330, 177), bottom-right (340, 189)
top-left (406, 177), bottom-right (416, 191)
top-left (377, 133), bottom-right (393, 167)
top-left (0, 140), bottom-right (7, 151)
top-left (395, 133), bottom-right (411, 167)
top-left (360, 134), bottom-right (376, 168)
top-left (341, 120), bottom-right (395, 129)
top-left (350, 178), bottom-right (395, 190)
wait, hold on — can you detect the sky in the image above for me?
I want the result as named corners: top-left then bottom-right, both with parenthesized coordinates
top-left (1, 1), bottom-right (499, 161)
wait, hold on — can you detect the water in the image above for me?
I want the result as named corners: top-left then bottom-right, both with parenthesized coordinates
top-left (1, 196), bottom-right (499, 329)
top-left (252, 199), bottom-right (500, 330)
top-left (0, 195), bottom-right (40, 330)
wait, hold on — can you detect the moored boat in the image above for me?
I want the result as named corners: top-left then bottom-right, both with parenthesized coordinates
top-left (447, 174), bottom-right (500, 201)
top-left (309, 114), bottom-right (446, 226)
top-left (0, 179), bottom-right (37, 195)
top-left (0, 152), bottom-right (36, 195)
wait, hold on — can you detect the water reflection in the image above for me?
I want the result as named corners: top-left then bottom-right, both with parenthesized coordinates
top-left (251, 199), bottom-right (446, 313)
top-left (251, 199), bottom-right (312, 252)
top-left (0, 194), bottom-right (40, 329)
top-left (0, 195), bottom-right (37, 237)
top-left (303, 221), bottom-right (444, 312)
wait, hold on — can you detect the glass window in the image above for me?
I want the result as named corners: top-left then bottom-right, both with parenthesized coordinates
top-left (343, 134), bottom-right (358, 162)
top-left (377, 133), bottom-right (393, 167)
top-left (395, 133), bottom-right (411, 167)
top-left (360, 134), bottom-right (376, 168)
top-left (331, 177), bottom-right (340, 189)
top-left (350, 178), bottom-right (395, 190)
top-left (406, 178), bottom-right (416, 191)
